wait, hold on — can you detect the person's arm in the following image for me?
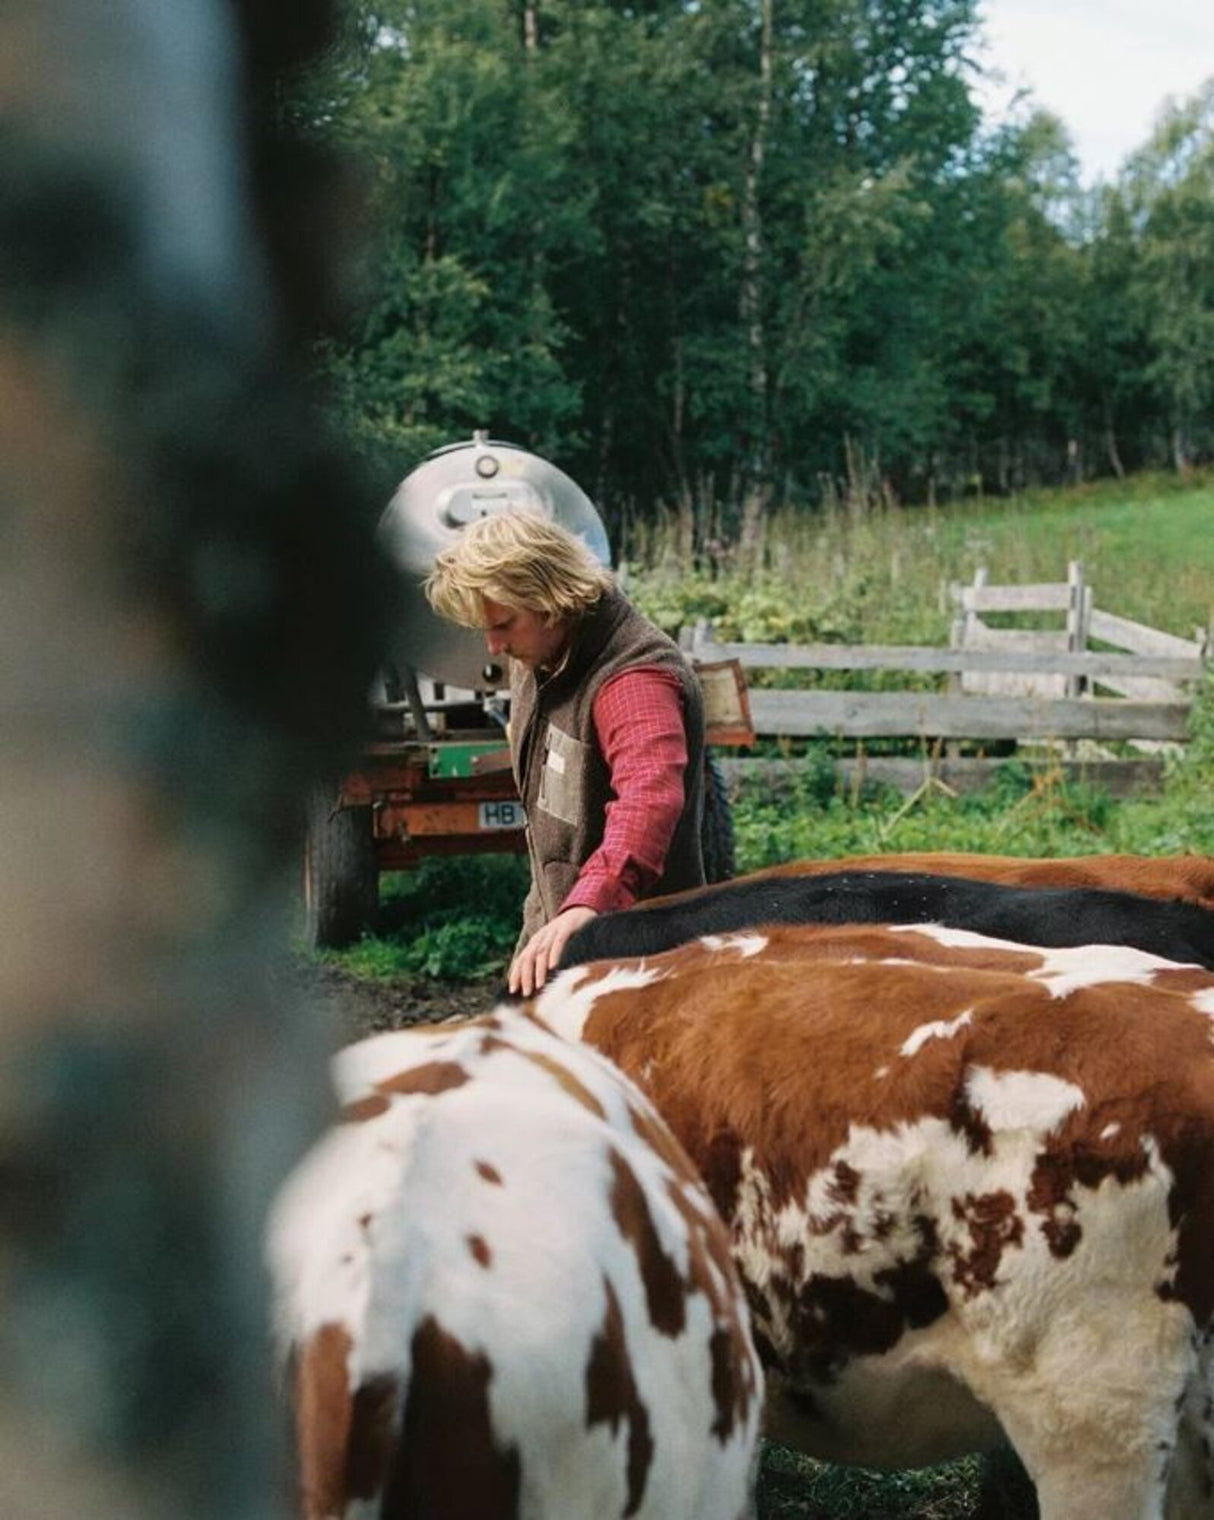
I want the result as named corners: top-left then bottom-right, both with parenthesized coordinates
top-left (508, 667), bottom-right (687, 995)
top-left (564, 666), bottom-right (688, 912)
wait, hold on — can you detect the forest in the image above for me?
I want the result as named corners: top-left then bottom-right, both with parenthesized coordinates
top-left (298, 0), bottom-right (1214, 544)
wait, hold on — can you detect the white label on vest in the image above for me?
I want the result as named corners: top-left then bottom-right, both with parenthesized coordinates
top-left (546, 748), bottom-right (566, 775)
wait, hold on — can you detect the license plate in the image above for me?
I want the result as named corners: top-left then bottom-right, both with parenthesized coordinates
top-left (478, 800), bottom-right (525, 830)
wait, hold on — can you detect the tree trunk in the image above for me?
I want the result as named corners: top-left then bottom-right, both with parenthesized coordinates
top-left (1172, 421), bottom-right (1191, 476)
top-left (1102, 394), bottom-right (1125, 478)
top-left (738, 0), bottom-right (773, 552)
top-left (1, 2), bottom-right (385, 1515)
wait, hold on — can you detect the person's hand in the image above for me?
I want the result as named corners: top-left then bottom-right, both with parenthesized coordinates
top-left (509, 906), bottom-right (598, 997)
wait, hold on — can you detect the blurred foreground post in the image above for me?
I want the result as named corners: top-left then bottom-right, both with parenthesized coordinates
top-left (0, 2), bottom-right (387, 1514)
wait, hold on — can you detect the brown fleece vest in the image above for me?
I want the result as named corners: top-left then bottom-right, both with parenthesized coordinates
top-left (509, 586), bottom-right (705, 944)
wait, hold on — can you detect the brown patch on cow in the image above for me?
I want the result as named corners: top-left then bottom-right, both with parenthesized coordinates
top-left (808, 1208), bottom-right (863, 1255)
top-left (347, 1374), bottom-right (402, 1504)
top-left (810, 1161), bottom-right (869, 1253)
top-left (1027, 1141), bottom-right (1156, 1261)
top-left (1153, 966), bottom-right (1214, 997)
top-left (293, 1323), bottom-right (400, 1517)
top-left (949, 1190), bottom-right (1024, 1295)
top-left (468, 1234), bottom-right (492, 1269)
top-left (294, 1322), bottom-right (355, 1518)
top-left (828, 1160), bottom-right (861, 1205)
top-left (518, 1047), bottom-right (608, 1119)
top-left (698, 1127), bottom-right (744, 1225)
top-left (707, 1326), bottom-right (750, 1442)
top-left (754, 850), bottom-right (1214, 910)
top-left (475, 1158), bottom-right (503, 1186)
top-left (608, 1146), bottom-right (687, 1336)
top-left (659, 1175), bottom-right (760, 1439)
top-left (1027, 1161), bottom-right (1081, 1258)
top-left (340, 1092), bottom-right (390, 1123)
top-left (948, 1090), bottom-right (995, 1157)
top-left (384, 1315), bottom-right (520, 1517)
top-left (585, 1276), bottom-right (655, 1516)
top-left (627, 1099), bottom-right (699, 1184)
top-left (790, 1219), bottom-right (947, 1379)
top-left (378, 1061), bottom-right (470, 1099)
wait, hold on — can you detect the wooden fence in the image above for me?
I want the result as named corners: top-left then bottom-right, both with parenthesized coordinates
top-left (684, 563), bottom-right (1211, 796)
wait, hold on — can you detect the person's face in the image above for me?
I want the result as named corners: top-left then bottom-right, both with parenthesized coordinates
top-left (480, 596), bottom-right (570, 671)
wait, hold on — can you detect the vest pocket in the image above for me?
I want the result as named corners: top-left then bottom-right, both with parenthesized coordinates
top-left (536, 723), bottom-right (587, 829)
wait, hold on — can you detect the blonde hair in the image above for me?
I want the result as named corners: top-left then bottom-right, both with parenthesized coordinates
top-left (426, 512), bottom-right (614, 628)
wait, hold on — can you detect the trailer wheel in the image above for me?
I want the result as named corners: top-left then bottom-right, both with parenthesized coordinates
top-left (303, 788), bottom-right (378, 949)
top-left (700, 754), bottom-right (735, 884)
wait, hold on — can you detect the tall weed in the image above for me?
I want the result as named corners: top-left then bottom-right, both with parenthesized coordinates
top-left (628, 472), bottom-right (1214, 645)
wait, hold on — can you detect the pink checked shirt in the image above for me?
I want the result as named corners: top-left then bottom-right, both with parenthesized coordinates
top-left (559, 666), bottom-right (689, 916)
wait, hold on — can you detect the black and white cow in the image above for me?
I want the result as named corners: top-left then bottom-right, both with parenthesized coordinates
top-left (559, 870), bottom-right (1214, 971)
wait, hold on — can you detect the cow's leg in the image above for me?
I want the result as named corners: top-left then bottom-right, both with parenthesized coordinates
top-left (969, 1305), bottom-right (1196, 1520)
top-left (992, 1369), bottom-right (1184, 1520)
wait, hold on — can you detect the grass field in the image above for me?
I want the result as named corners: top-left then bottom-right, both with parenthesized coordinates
top-left (626, 469), bottom-right (1214, 647)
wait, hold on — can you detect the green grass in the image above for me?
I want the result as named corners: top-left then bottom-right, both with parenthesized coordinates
top-left (730, 684), bottom-right (1214, 873)
top-left (315, 854), bottom-right (527, 982)
top-left (757, 1445), bottom-right (1037, 1519)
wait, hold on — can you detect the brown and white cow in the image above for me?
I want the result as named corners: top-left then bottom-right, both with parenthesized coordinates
top-left (756, 850), bottom-right (1214, 911)
top-left (266, 1009), bottom-right (763, 1520)
top-left (528, 925), bottom-right (1214, 1520)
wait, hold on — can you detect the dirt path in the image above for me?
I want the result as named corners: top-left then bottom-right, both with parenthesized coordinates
top-left (285, 956), bottom-right (503, 1044)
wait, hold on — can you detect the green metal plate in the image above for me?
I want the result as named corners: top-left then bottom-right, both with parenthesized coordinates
top-left (427, 742), bottom-right (511, 779)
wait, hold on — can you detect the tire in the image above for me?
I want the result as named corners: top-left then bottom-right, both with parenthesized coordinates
top-left (303, 787), bottom-right (378, 949)
top-left (700, 753), bottom-right (735, 884)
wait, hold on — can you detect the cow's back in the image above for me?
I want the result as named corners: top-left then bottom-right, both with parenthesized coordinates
top-left (267, 1013), bottom-right (763, 1520)
top-left (559, 869), bottom-right (1214, 969)
top-left (755, 850), bottom-right (1214, 910)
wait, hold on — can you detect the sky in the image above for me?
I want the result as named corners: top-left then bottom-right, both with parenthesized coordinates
top-left (973, 0), bottom-right (1212, 184)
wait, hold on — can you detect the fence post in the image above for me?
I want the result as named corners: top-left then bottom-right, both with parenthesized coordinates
top-left (1065, 560), bottom-right (1090, 700)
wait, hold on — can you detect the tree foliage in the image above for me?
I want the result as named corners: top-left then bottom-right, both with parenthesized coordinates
top-left (299, 1), bottom-right (1214, 533)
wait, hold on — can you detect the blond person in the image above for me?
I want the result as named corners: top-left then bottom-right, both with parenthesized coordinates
top-left (426, 513), bottom-right (705, 994)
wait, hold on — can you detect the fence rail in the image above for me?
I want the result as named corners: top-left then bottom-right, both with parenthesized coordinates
top-left (683, 564), bottom-right (1210, 794)
top-left (687, 637), bottom-right (1204, 683)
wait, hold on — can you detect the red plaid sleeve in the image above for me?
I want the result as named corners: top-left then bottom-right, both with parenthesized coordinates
top-left (560, 666), bottom-right (689, 915)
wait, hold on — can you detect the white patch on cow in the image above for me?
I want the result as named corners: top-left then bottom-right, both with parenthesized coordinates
top-left (901, 1009), bottom-right (973, 1057)
top-left (1029, 943), bottom-right (1186, 998)
top-left (965, 1066), bottom-right (1085, 1133)
top-left (1100, 1122), bottom-right (1121, 1140)
top-left (1190, 987), bottom-right (1214, 1017)
top-left (331, 1027), bottom-right (453, 1103)
top-left (890, 922), bottom-right (1179, 982)
top-left (888, 923), bottom-right (1045, 957)
top-left (874, 1065), bottom-right (890, 1080)
top-left (699, 931), bottom-right (768, 959)
top-left (532, 962), bottom-right (665, 1041)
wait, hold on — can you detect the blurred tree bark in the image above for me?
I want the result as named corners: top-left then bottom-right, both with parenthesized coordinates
top-left (0, 2), bottom-right (388, 1515)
